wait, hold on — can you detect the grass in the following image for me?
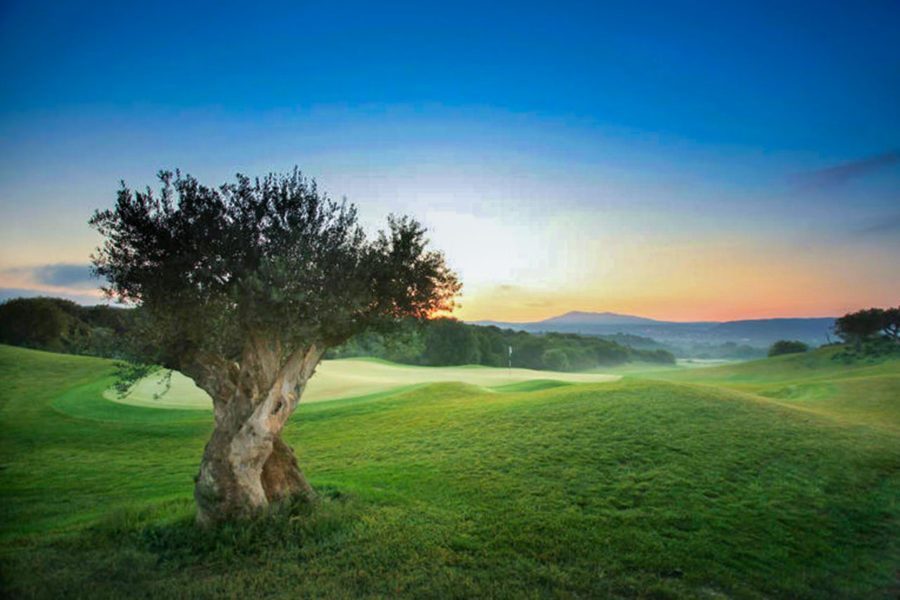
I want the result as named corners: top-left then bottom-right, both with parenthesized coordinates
top-left (1, 343), bottom-right (899, 598)
top-left (107, 358), bottom-right (619, 410)
top-left (646, 346), bottom-right (900, 432)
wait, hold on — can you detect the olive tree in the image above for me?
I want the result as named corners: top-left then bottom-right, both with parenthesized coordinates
top-left (90, 169), bottom-right (460, 525)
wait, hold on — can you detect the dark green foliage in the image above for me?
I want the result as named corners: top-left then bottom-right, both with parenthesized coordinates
top-left (89, 168), bottom-right (460, 369)
top-left (473, 325), bottom-right (511, 367)
top-left (834, 306), bottom-right (900, 348)
top-left (329, 319), bottom-right (677, 371)
top-left (0, 297), bottom-right (75, 351)
top-left (421, 317), bottom-right (479, 365)
top-left (639, 348), bottom-right (680, 363)
top-left (1, 292), bottom-right (673, 374)
top-left (540, 347), bottom-right (570, 371)
top-left (111, 362), bottom-right (160, 396)
top-left (768, 340), bottom-right (809, 357)
top-left (883, 307), bottom-right (900, 341)
top-left (834, 336), bottom-right (900, 362)
top-left (0, 297), bottom-right (135, 358)
top-left (595, 332), bottom-right (666, 350)
top-left (326, 321), bottom-right (426, 364)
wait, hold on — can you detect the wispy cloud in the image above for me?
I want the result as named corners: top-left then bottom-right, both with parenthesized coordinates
top-left (855, 212), bottom-right (900, 237)
top-left (792, 150), bottom-right (900, 189)
top-left (2, 263), bottom-right (101, 290)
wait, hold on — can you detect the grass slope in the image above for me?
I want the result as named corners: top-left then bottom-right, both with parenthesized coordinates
top-left (649, 346), bottom-right (900, 432)
top-left (106, 358), bottom-right (619, 410)
top-left (1, 344), bottom-right (899, 599)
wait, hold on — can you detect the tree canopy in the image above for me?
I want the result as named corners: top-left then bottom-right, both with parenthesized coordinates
top-left (90, 169), bottom-right (460, 371)
top-left (834, 306), bottom-right (900, 347)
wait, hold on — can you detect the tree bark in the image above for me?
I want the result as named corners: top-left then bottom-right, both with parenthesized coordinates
top-left (187, 337), bottom-right (323, 525)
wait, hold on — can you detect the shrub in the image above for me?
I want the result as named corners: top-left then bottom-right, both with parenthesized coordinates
top-left (768, 340), bottom-right (809, 357)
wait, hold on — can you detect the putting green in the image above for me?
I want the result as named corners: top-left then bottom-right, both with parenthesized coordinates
top-left (104, 358), bottom-right (620, 410)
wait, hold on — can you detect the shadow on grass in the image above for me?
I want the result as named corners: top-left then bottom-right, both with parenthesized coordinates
top-left (1, 489), bottom-right (361, 599)
top-left (107, 488), bottom-right (356, 565)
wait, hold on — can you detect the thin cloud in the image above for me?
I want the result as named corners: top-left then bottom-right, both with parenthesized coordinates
top-left (792, 150), bottom-right (900, 189)
top-left (2, 263), bottom-right (102, 290)
top-left (0, 287), bottom-right (107, 306)
top-left (855, 212), bottom-right (900, 237)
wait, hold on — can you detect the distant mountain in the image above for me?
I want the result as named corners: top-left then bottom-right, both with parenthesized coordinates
top-left (470, 311), bottom-right (836, 349)
top-left (537, 311), bottom-right (663, 326)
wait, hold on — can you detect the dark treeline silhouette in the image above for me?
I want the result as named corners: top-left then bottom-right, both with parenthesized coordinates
top-left (834, 307), bottom-right (900, 345)
top-left (0, 298), bottom-right (675, 371)
top-left (327, 317), bottom-right (676, 370)
top-left (833, 305), bottom-right (900, 355)
top-left (7, 298), bottom-right (896, 368)
top-left (0, 297), bottom-right (134, 358)
top-left (767, 340), bottom-right (809, 357)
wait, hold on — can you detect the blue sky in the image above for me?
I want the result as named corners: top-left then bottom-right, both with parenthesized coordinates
top-left (1, 0), bottom-right (898, 320)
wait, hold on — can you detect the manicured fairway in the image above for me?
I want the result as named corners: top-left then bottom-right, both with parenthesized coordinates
top-left (1, 344), bottom-right (898, 599)
top-left (106, 357), bottom-right (620, 410)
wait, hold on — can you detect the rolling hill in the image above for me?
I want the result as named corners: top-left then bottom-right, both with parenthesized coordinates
top-left (103, 358), bottom-right (619, 410)
top-left (1, 343), bottom-right (898, 599)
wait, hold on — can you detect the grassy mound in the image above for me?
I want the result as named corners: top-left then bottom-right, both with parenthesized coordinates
top-left (1, 344), bottom-right (899, 599)
top-left (652, 346), bottom-right (900, 431)
top-left (106, 357), bottom-right (620, 410)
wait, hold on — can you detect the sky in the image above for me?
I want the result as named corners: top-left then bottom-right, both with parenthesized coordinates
top-left (0, 0), bottom-right (898, 322)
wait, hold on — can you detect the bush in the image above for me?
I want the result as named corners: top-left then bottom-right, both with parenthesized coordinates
top-left (768, 340), bottom-right (809, 357)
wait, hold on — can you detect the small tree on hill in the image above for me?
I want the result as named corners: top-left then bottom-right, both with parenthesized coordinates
top-left (767, 340), bottom-right (809, 357)
top-left (90, 169), bottom-right (460, 525)
top-left (834, 307), bottom-right (894, 349)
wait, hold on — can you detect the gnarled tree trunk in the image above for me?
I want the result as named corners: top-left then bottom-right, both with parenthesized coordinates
top-left (186, 336), bottom-right (323, 525)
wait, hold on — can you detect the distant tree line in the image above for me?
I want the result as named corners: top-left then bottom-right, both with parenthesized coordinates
top-left (595, 334), bottom-right (764, 360)
top-left (683, 341), bottom-right (765, 360)
top-left (0, 298), bottom-right (676, 371)
top-left (763, 306), bottom-right (900, 359)
top-left (584, 332), bottom-right (765, 360)
top-left (7, 297), bottom-right (896, 367)
top-left (327, 317), bottom-right (676, 370)
top-left (0, 297), bottom-right (134, 358)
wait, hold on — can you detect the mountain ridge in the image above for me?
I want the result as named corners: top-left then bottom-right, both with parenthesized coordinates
top-left (469, 311), bottom-right (837, 348)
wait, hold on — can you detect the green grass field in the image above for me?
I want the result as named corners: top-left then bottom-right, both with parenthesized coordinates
top-left (1, 343), bottom-right (898, 599)
top-left (105, 357), bottom-right (619, 410)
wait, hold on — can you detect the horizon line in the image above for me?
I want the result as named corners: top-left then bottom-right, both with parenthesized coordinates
top-left (462, 311), bottom-right (841, 325)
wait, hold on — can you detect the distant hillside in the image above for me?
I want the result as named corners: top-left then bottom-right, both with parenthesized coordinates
top-left (472, 311), bottom-right (836, 350)
top-left (537, 311), bottom-right (663, 326)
